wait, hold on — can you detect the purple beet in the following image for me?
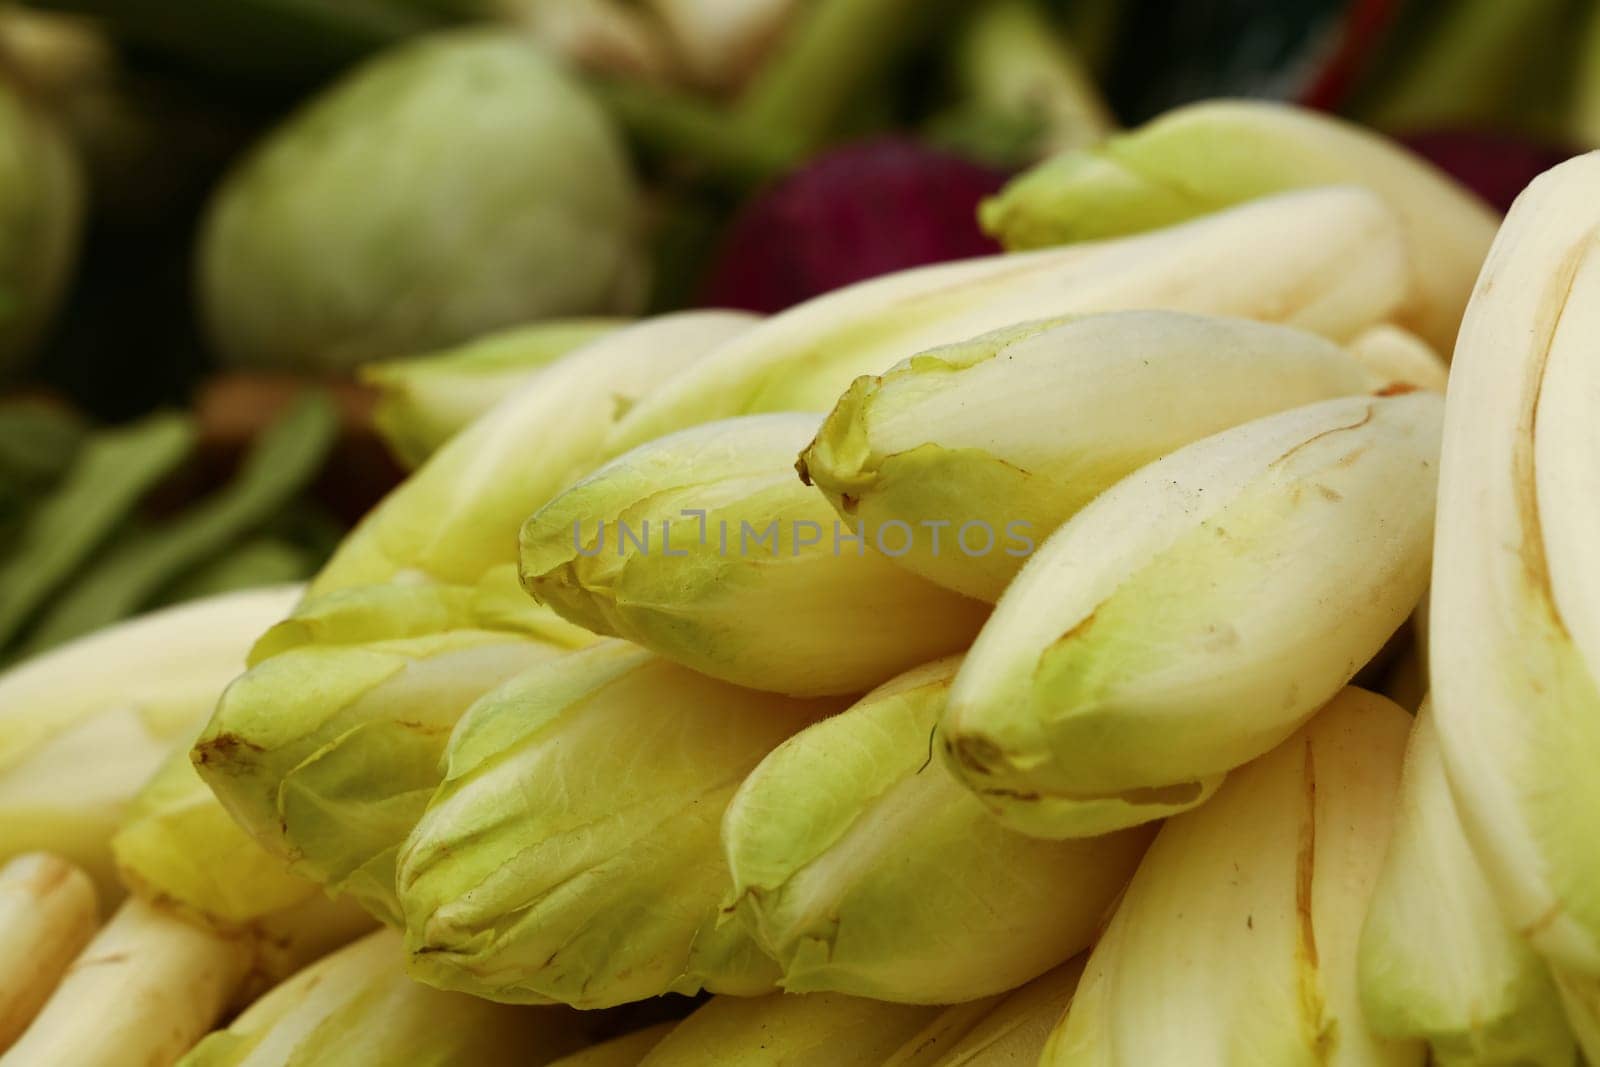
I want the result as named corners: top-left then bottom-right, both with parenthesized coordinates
top-left (1399, 130), bottom-right (1577, 214)
top-left (702, 138), bottom-right (1008, 313)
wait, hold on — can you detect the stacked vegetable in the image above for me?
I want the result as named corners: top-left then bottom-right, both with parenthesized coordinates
top-left (4, 85), bottom-right (1600, 1066)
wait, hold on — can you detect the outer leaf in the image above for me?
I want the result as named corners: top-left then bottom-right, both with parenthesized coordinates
top-left (1041, 689), bottom-right (1424, 1066)
top-left (399, 643), bottom-right (841, 1008)
top-left (544, 1024), bottom-right (677, 1067)
top-left (363, 317), bottom-right (625, 468)
top-left (0, 586), bottom-right (299, 899)
top-left (193, 628), bottom-right (565, 924)
top-left (606, 186), bottom-right (1412, 455)
top-left (1430, 152), bottom-right (1600, 978)
top-left (314, 311), bottom-right (756, 592)
top-left (980, 100), bottom-right (1497, 352)
top-left (521, 414), bottom-right (988, 697)
top-left (882, 960), bottom-right (1084, 1067)
top-left (799, 310), bottom-right (1377, 600)
top-left (1358, 702), bottom-right (1575, 1065)
top-left (1345, 324), bottom-right (1448, 393)
top-left (112, 748), bottom-right (321, 925)
top-left (724, 657), bottom-right (1147, 1002)
top-left (637, 993), bottom-right (944, 1067)
top-left (0, 853), bottom-right (98, 1049)
top-left (943, 393), bottom-right (1440, 837)
top-left (251, 564), bottom-right (596, 663)
top-left (4, 897), bottom-right (253, 1065)
top-left (178, 928), bottom-right (588, 1067)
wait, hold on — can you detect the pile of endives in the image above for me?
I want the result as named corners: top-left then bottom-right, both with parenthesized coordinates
top-left (1, 101), bottom-right (1597, 1067)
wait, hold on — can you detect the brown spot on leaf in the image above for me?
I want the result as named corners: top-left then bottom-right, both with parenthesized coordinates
top-left (945, 735), bottom-right (1004, 778)
top-left (192, 733), bottom-right (264, 765)
top-left (1273, 406), bottom-right (1375, 469)
top-left (1513, 232), bottom-right (1596, 642)
top-left (1293, 737), bottom-right (1331, 1058)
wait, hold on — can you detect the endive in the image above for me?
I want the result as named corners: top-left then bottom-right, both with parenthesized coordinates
top-left (605, 186), bottom-right (1411, 454)
top-left (0, 75), bottom-right (81, 375)
top-left (112, 748), bottom-right (329, 926)
top-left (882, 960), bottom-right (1085, 1066)
top-left (199, 29), bottom-right (645, 372)
top-left (177, 928), bottom-right (589, 1067)
top-left (597, 961), bottom-right (1083, 1066)
top-left (724, 657), bottom-right (1148, 1002)
top-left (637, 993), bottom-right (945, 1066)
top-left (106, 752), bottom-right (378, 1024)
top-left (0, 585), bottom-right (300, 899)
top-left (314, 310), bottom-right (757, 593)
top-left (799, 310), bottom-right (1378, 600)
top-left (1358, 702), bottom-right (1575, 1066)
top-left (0, 853), bottom-right (97, 1050)
top-left (3, 897), bottom-right (251, 1066)
top-left (194, 628), bottom-right (568, 924)
top-left (363, 317), bottom-right (626, 468)
top-left (1429, 152), bottom-right (1600, 979)
top-left (398, 642), bottom-right (841, 1008)
top-left (4, 887), bottom-right (372, 1064)
top-left (980, 99), bottom-right (1496, 352)
top-left (1554, 970), bottom-right (1600, 1063)
top-left (251, 564), bottom-right (597, 662)
top-left (521, 415), bottom-right (988, 696)
top-left (545, 1024), bottom-right (677, 1067)
top-left (107, 712), bottom-right (379, 1012)
top-left (125, 587), bottom-right (589, 930)
top-left (1040, 688), bottom-right (1423, 1066)
top-left (33, 881), bottom-right (371, 1029)
top-left (1347, 324), bottom-right (1449, 394)
top-left (943, 392), bottom-right (1441, 838)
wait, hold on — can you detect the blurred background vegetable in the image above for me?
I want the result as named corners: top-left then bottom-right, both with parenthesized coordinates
top-left (701, 139), bottom-right (1005, 313)
top-left (197, 29), bottom-right (646, 373)
top-left (0, 393), bottom-right (339, 663)
top-left (360, 317), bottom-right (625, 468)
top-left (0, 42), bottom-right (82, 378)
top-left (3, 0), bottom-right (1594, 429)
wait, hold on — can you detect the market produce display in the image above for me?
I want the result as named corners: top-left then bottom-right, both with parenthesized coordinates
top-left (5, 1), bottom-right (1600, 1064)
